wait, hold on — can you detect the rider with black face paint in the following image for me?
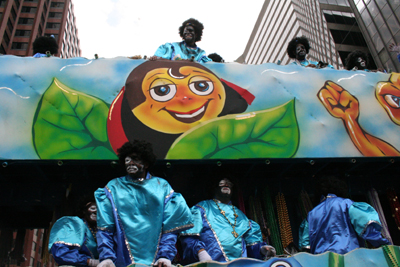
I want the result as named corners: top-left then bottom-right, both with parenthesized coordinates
top-left (95, 140), bottom-right (193, 267)
top-left (150, 18), bottom-right (211, 63)
top-left (48, 197), bottom-right (99, 266)
top-left (180, 177), bottom-right (276, 264)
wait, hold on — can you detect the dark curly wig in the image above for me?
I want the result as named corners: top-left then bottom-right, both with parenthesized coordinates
top-left (315, 175), bottom-right (348, 201)
top-left (32, 36), bottom-right (59, 55)
top-left (287, 36), bottom-right (310, 59)
top-left (345, 50), bottom-right (369, 70)
top-left (117, 140), bottom-right (157, 168)
top-left (179, 18), bottom-right (204, 42)
top-left (208, 53), bottom-right (224, 62)
top-left (76, 194), bottom-right (96, 218)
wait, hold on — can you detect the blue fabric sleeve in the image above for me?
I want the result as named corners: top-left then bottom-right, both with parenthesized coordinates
top-left (95, 188), bottom-right (116, 262)
top-left (96, 230), bottom-right (117, 262)
top-left (155, 233), bottom-right (178, 261)
top-left (397, 54), bottom-right (400, 63)
top-left (154, 43), bottom-right (174, 60)
top-left (180, 236), bottom-right (206, 264)
top-left (349, 202), bottom-right (390, 247)
top-left (243, 220), bottom-right (266, 259)
top-left (298, 219), bottom-right (310, 249)
top-left (51, 243), bottom-right (90, 266)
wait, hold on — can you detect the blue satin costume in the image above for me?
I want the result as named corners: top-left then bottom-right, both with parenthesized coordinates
top-left (95, 173), bottom-right (193, 267)
top-left (299, 194), bottom-right (390, 254)
top-left (154, 41), bottom-right (211, 63)
top-left (48, 216), bottom-right (98, 266)
top-left (180, 200), bottom-right (267, 264)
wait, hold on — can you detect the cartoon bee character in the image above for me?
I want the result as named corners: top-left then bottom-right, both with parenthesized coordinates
top-left (108, 60), bottom-right (255, 158)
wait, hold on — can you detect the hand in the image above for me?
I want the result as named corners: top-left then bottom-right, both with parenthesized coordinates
top-left (148, 56), bottom-right (160, 61)
top-left (389, 43), bottom-right (400, 53)
top-left (87, 259), bottom-right (100, 267)
top-left (317, 81), bottom-right (359, 121)
top-left (198, 249), bottom-right (212, 262)
top-left (260, 245), bottom-right (276, 259)
top-left (97, 259), bottom-right (115, 267)
top-left (153, 258), bottom-right (171, 267)
top-left (306, 64), bottom-right (317, 68)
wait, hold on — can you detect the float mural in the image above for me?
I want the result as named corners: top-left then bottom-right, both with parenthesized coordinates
top-left (0, 55), bottom-right (399, 160)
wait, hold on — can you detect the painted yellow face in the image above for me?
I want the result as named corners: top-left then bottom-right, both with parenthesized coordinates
top-left (376, 73), bottom-right (400, 125)
top-left (133, 66), bottom-right (226, 134)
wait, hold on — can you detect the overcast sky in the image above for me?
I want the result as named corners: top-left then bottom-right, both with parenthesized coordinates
top-left (72, 0), bottom-right (264, 62)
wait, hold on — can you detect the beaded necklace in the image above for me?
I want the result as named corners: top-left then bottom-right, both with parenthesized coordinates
top-left (84, 220), bottom-right (97, 242)
top-left (213, 199), bottom-right (239, 238)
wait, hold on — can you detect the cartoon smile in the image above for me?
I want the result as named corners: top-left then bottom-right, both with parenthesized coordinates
top-left (161, 100), bottom-right (211, 123)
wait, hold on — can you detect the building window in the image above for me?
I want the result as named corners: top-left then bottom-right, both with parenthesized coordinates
top-left (48, 12), bottom-right (62, 18)
top-left (15, 0), bottom-right (20, 8)
top-left (30, 257), bottom-right (34, 267)
top-left (36, 261), bottom-right (41, 267)
top-left (11, 42), bottom-right (28, 50)
top-left (0, 44), bottom-right (5, 54)
top-left (3, 31), bottom-right (10, 45)
top-left (0, 12), bottom-right (3, 21)
top-left (0, 0), bottom-right (6, 7)
top-left (50, 2), bottom-right (64, 8)
top-left (18, 18), bottom-right (34, 25)
top-left (35, 229), bottom-right (38, 236)
top-left (15, 30), bottom-right (31, 37)
top-left (32, 241), bottom-right (37, 251)
top-left (11, 7), bottom-right (17, 21)
top-left (46, 22), bottom-right (60, 29)
top-left (21, 6), bottom-right (37, 13)
top-left (25, 0), bottom-right (39, 2)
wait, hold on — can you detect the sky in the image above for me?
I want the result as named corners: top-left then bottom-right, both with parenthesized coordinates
top-left (72, 0), bottom-right (265, 62)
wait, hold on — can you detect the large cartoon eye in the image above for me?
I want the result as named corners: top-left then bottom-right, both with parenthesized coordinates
top-left (384, 94), bottom-right (400, 109)
top-left (149, 84), bottom-right (177, 102)
top-left (189, 81), bottom-right (214, 95)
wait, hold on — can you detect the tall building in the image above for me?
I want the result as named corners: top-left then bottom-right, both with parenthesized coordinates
top-left (237, 0), bottom-right (342, 68)
top-left (320, 0), bottom-right (377, 69)
top-left (347, 0), bottom-right (400, 72)
top-left (0, 0), bottom-right (81, 58)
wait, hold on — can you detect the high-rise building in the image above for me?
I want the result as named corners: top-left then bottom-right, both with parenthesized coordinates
top-left (0, 0), bottom-right (81, 58)
top-left (320, 0), bottom-right (377, 69)
top-left (237, 0), bottom-right (342, 68)
top-left (347, 0), bottom-right (400, 72)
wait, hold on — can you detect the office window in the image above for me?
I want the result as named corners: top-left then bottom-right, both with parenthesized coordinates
top-left (12, 42), bottom-right (28, 50)
top-left (15, 30), bottom-right (31, 37)
top-left (46, 22), bottom-right (60, 29)
top-left (37, 262), bottom-right (41, 267)
top-left (18, 18), bottom-right (34, 25)
top-left (48, 12), bottom-right (62, 18)
top-left (3, 31), bottom-right (10, 45)
top-left (21, 6), bottom-right (37, 13)
top-left (32, 241), bottom-right (37, 251)
top-left (25, 0), bottom-right (39, 2)
top-left (0, 12), bottom-right (2, 21)
top-left (50, 2), bottom-right (64, 8)
top-left (11, 7), bottom-right (17, 21)
top-left (0, 44), bottom-right (5, 54)
top-left (30, 257), bottom-right (34, 267)
top-left (0, 0), bottom-right (5, 7)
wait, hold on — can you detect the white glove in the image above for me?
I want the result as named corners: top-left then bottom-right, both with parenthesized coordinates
top-left (87, 259), bottom-right (100, 267)
top-left (198, 249), bottom-right (212, 262)
top-left (261, 245), bottom-right (276, 259)
top-left (153, 258), bottom-right (171, 267)
top-left (97, 259), bottom-right (115, 267)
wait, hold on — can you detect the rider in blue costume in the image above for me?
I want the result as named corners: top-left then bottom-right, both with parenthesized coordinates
top-left (49, 197), bottom-right (99, 266)
top-left (95, 140), bottom-right (193, 267)
top-left (32, 36), bottom-right (58, 58)
top-left (152, 18), bottom-right (211, 63)
top-left (299, 176), bottom-right (390, 254)
top-left (286, 36), bottom-right (334, 69)
top-left (180, 178), bottom-right (275, 264)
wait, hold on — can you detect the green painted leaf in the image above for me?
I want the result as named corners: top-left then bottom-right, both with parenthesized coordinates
top-left (166, 99), bottom-right (299, 159)
top-left (32, 78), bottom-right (117, 159)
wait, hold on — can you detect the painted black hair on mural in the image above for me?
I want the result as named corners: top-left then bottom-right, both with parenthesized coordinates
top-left (345, 50), bottom-right (369, 70)
top-left (179, 18), bottom-right (204, 42)
top-left (208, 53), bottom-right (224, 62)
top-left (33, 36), bottom-right (59, 55)
top-left (287, 36), bottom-right (311, 59)
top-left (117, 140), bottom-right (157, 167)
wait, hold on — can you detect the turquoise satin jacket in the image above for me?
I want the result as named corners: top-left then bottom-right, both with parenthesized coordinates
top-left (95, 174), bottom-right (193, 266)
top-left (48, 216), bottom-right (98, 265)
top-left (154, 41), bottom-right (211, 63)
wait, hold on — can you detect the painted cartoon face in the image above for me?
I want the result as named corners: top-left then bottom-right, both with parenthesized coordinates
top-left (133, 66), bottom-right (226, 134)
top-left (376, 73), bottom-right (400, 125)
